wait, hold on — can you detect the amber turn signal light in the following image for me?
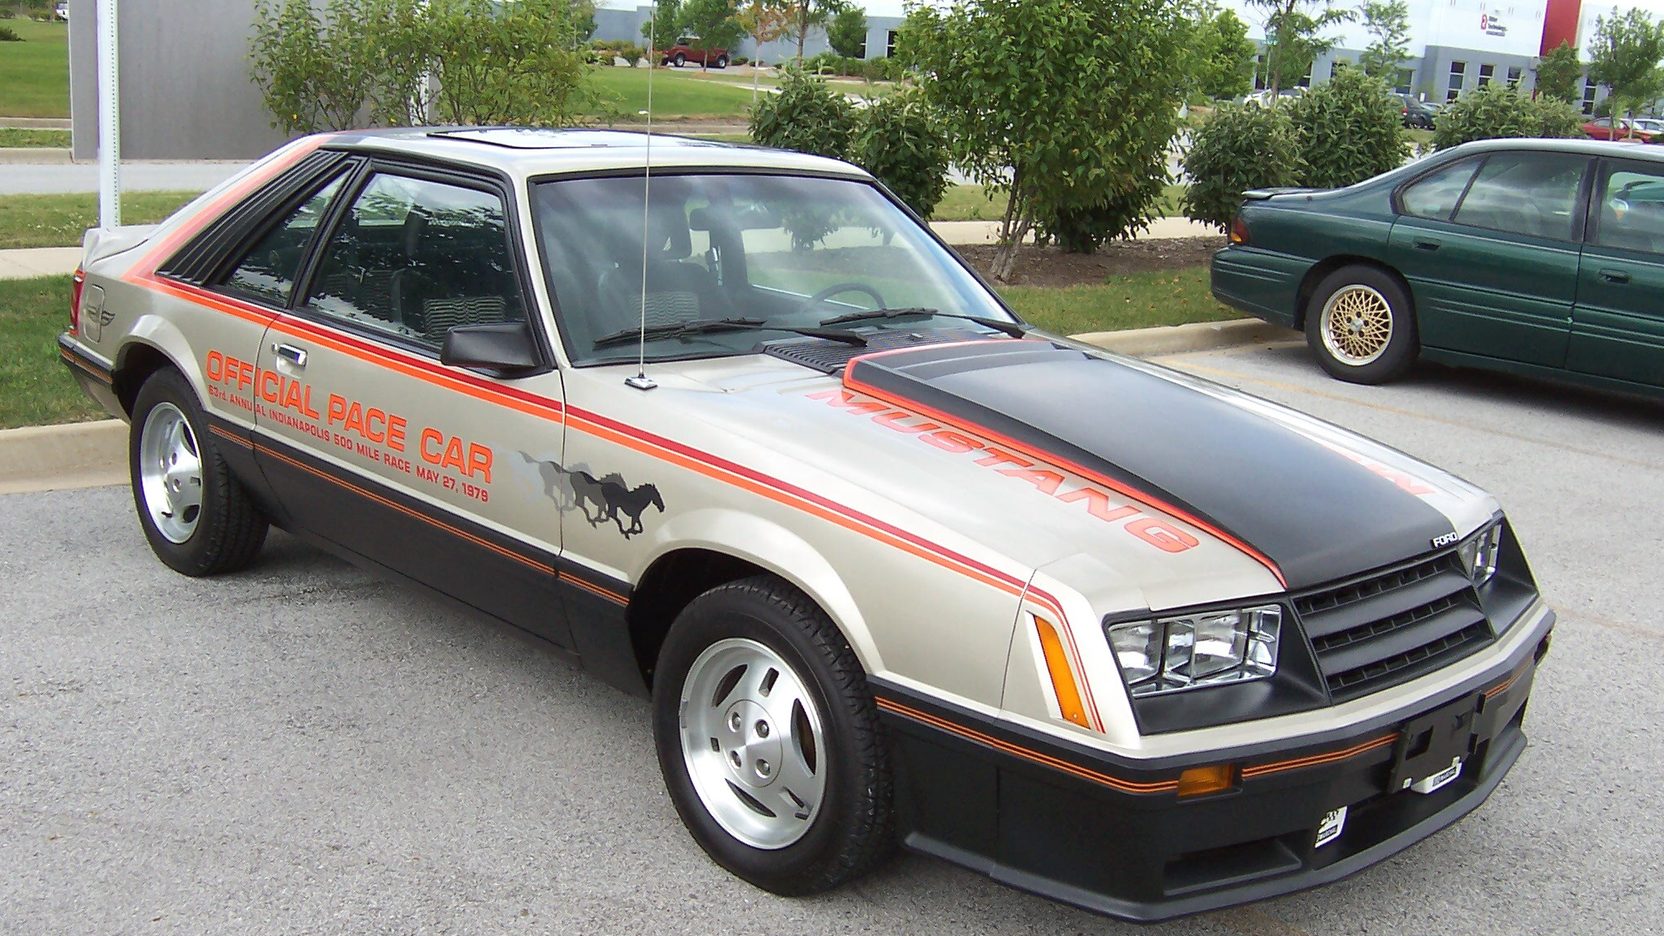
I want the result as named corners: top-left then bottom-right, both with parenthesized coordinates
top-left (1033, 616), bottom-right (1091, 729)
top-left (1176, 763), bottom-right (1237, 798)
top-left (1229, 216), bottom-right (1250, 245)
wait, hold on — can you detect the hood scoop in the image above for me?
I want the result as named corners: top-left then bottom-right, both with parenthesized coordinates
top-left (843, 340), bottom-right (1455, 590)
top-left (764, 328), bottom-right (995, 375)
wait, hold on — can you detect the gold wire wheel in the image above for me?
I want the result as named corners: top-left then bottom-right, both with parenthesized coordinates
top-left (1319, 284), bottom-right (1394, 366)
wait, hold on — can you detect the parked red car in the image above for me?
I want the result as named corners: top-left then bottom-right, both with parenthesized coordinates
top-left (1581, 117), bottom-right (1660, 143)
top-left (659, 36), bottom-right (730, 68)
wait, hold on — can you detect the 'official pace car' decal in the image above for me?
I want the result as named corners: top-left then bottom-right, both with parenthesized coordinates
top-left (521, 453), bottom-right (665, 539)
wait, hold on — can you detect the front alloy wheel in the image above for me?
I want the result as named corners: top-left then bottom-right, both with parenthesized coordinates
top-left (653, 576), bottom-right (893, 896)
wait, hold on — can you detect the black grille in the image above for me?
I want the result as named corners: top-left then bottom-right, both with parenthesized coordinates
top-left (1295, 550), bottom-right (1493, 702)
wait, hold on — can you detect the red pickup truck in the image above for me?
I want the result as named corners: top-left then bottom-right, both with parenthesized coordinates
top-left (660, 36), bottom-right (730, 68)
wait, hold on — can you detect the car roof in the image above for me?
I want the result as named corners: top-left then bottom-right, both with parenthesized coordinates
top-left (1445, 135), bottom-right (1664, 162)
top-left (321, 127), bottom-right (871, 182)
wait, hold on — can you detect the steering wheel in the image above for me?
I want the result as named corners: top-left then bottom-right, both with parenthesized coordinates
top-left (795, 282), bottom-right (887, 317)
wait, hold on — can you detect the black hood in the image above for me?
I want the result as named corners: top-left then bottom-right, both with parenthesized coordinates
top-left (843, 340), bottom-right (1454, 590)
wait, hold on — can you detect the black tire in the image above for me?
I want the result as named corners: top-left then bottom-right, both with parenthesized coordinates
top-left (1303, 264), bottom-right (1419, 384)
top-left (129, 367), bottom-right (268, 576)
top-left (672, 52), bottom-right (686, 67)
top-left (713, 54), bottom-right (729, 68)
top-left (652, 575), bottom-right (893, 896)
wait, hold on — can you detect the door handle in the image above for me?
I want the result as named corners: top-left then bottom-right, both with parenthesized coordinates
top-left (1599, 269), bottom-right (1631, 284)
top-left (273, 343), bottom-right (308, 368)
top-left (1414, 239), bottom-right (1441, 251)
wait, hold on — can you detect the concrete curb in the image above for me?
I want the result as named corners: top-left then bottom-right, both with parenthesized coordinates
top-left (2, 320), bottom-right (1293, 496)
top-left (1072, 318), bottom-right (1301, 358)
top-left (0, 419), bottom-right (128, 496)
top-left (0, 147), bottom-right (71, 164)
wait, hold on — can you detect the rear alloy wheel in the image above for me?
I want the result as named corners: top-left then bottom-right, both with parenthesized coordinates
top-left (1305, 265), bottom-right (1418, 384)
top-left (714, 54), bottom-right (729, 68)
top-left (673, 52), bottom-right (686, 67)
top-left (130, 368), bottom-right (268, 575)
top-left (653, 575), bottom-right (893, 895)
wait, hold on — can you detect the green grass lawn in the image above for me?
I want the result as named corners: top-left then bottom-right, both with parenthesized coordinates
top-left (931, 183), bottom-right (1188, 222)
top-left (0, 191), bottom-right (201, 249)
top-left (1000, 266), bottom-right (1237, 335)
top-left (0, 275), bottom-right (104, 429)
top-left (0, 127), bottom-right (70, 147)
top-left (587, 66), bottom-right (761, 120)
top-left (0, 18), bottom-right (69, 119)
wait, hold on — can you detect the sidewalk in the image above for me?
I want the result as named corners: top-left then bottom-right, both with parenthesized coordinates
top-left (0, 218), bottom-right (1218, 281)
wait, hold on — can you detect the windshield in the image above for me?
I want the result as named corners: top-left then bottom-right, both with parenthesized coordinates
top-left (530, 173), bottom-right (1017, 365)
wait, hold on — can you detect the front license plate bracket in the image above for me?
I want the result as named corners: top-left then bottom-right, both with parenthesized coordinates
top-left (1389, 692), bottom-right (1481, 794)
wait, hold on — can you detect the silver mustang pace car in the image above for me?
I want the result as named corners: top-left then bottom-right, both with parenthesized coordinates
top-left (59, 128), bottom-right (1554, 921)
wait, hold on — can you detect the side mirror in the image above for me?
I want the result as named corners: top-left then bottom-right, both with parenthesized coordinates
top-left (440, 321), bottom-right (541, 372)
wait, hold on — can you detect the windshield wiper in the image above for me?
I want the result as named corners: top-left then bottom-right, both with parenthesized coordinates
top-left (818, 307), bottom-right (1031, 338)
top-left (593, 317), bottom-right (867, 349)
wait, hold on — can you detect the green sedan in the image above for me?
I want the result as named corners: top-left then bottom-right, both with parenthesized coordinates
top-left (1210, 138), bottom-right (1664, 395)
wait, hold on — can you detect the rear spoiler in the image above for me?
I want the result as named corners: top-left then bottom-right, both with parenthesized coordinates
top-left (1242, 187), bottom-right (1324, 201)
top-left (80, 224), bottom-right (160, 267)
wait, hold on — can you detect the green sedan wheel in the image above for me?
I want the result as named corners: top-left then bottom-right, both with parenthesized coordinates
top-left (1305, 265), bottom-right (1418, 384)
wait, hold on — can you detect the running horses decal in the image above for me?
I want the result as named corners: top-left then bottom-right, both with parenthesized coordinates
top-left (519, 453), bottom-right (666, 539)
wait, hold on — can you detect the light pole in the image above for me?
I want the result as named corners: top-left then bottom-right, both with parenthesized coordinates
top-left (96, 0), bottom-right (121, 229)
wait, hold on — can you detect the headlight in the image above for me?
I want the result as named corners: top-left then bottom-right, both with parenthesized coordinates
top-left (1107, 605), bottom-right (1282, 697)
top-left (1457, 521), bottom-right (1503, 586)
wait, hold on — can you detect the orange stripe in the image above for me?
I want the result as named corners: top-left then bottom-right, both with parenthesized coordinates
top-left (60, 346), bottom-right (113, 384)
top-left (876, 696), bottom-right (1180, 794)
top-left (561, 572), bottom-right (629, 606)
top-left (1241, 733), bottom-right (1398, 779)
top-left (207, 424), bottom-right (253, 448)
top-left (258, 444), bottom-right (555, 576)
top-left (1484, 668), bottom-right (1523, 700)
top-left (842, 365), bottom-right (1289, 589)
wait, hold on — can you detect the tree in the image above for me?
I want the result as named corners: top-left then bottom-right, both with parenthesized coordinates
top-left (642, 0), bottom-right (680, 47)
top-left (570, 0), bottom-right (598, 43)
top-left (1181, 104), bottom-right (1303, 230)
top-left (1191, 7), bottom-right (1256, 100)
top-left (903, 0), bottom-right (1192, 279)
top-left (251, 0), bottom-right (378, 132)
top-left (1431, 83), bottom-right (1584, 149)
top-left (850, 88), bottom-right (950, 217)
top-left (737, 0), bottom-right (792, 101)
top-left (1587, 7), bottom-right (1664, 138)
top-left (827, 6), bottom-right (867, 59)
top-left (780, 0), bottom-right (846, 62)
top-left (1358, 0), bottom-right (1410, 82)
top-left (678, 0), bottom-right (744, 68)
top-left (1287, 68), bottom-right (1406, 188)
top-left (1535, 40), bottom-right (1584, 104)
top-left (1249, 0), bottom-right (1353, 97)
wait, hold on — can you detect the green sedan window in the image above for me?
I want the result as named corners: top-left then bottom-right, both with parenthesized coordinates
top-left (1400, 158), bottom-right (1478, 221)
top-left (1593, 165), bottom-right (1664, 253)
top-left (1452, 152), bottom-right (1585, 241)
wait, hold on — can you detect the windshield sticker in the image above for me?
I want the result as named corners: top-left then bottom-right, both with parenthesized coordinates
top-left (521, 453), bottom-right (664, 539)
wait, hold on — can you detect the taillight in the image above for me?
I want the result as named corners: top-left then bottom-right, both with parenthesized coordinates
top-left (70, 267), bottom-right (85, 335)
top-left (1229, 215), bottom-right (1250, 245)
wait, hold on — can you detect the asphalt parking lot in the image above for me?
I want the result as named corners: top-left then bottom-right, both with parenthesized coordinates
top-left (3, 343), bottom-right (1661, 935)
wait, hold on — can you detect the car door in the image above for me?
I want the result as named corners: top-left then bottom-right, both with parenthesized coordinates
top-left (1570, 157), bottom-right (1664, 388)
top-left (1388, 150), bottom-right (1589, 367)
top-left (252, 163), bottom-right (574, 648)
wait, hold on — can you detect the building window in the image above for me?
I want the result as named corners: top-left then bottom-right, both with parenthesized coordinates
top-left (1254, 54), bottom-right (1267, 90)
top-left (1583, 77), bottom-right (1598, 115)
top-left (1478, 63), bottom-right (1494, 87)
top-left (1298, 64), bottom-right (1312, 88)
top-left (885, 30), bottom-right (897, 57)
top-left (1506, 66), bottom-right (1522, 88)
top-left (1395, 68), bottom-right (1413, 94)
top-left (1329, 60), bottom-right (1342, 80)
top-left (1447, 61), bottom-right (1466, 102)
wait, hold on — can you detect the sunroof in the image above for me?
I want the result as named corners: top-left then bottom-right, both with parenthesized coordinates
top-left (427, 128), bottom-right (690, 149)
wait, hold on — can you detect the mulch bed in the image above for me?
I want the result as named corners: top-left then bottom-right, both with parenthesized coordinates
top-left (954, 236), bottom-right (1226, 287)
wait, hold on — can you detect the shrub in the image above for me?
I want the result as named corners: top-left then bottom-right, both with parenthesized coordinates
top-left (1288, 68), bottom-right (1407, 189)
top-left (748, 66), bottom-right (853, 158)
top-left (1431, 83), bottom-right (1583, 149)
top-left (0, 26), bottom-right (20, 40)
top-left (850, 88), bottom-right (950, 217)
top-left (731, 55), bottom-right (748, 67)
top-left (1180, 103), bottom-right (1303, 231)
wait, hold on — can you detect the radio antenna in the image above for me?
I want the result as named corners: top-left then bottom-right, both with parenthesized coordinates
top-left (624, 12), bottom-right (660, 391)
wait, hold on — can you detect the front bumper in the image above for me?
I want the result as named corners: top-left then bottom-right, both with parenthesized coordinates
top-left (874, 608), bottom-right (1553, 922)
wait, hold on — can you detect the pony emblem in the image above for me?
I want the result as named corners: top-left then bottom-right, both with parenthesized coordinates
top-left (520, 452), bottom-right (665, 539)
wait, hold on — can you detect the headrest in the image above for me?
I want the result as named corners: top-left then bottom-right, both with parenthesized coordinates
top-left (401, 208), bottom-right (430, 259)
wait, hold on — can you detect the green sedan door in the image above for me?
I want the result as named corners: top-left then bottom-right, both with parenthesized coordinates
top-left (1572, 158), bottom-right (1664, 388)
top-left (1388, 151), bottom-right (1590, 366)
